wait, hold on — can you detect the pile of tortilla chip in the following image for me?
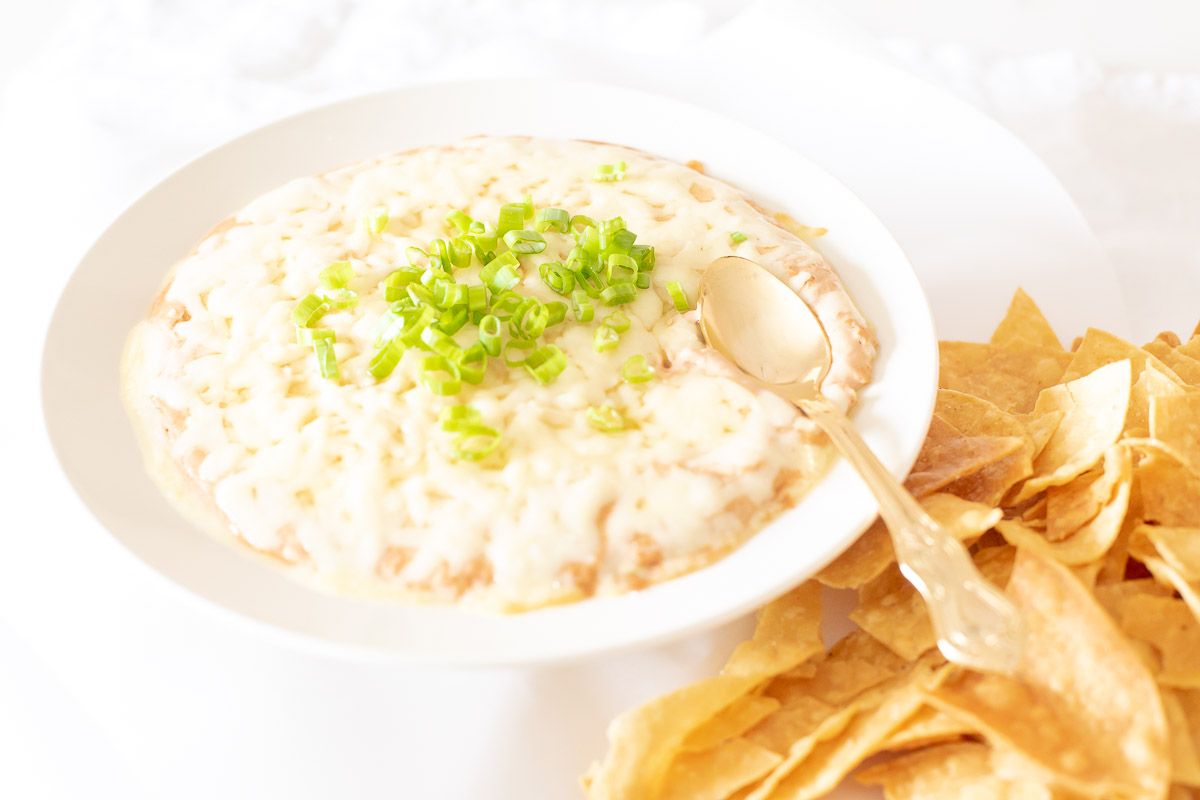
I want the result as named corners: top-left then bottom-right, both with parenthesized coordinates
top-left (583, 290), bottom-right (1200, 800)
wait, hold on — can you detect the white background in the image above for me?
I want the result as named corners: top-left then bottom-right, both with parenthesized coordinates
top-left (3, 2), bottom-right (1200, 798)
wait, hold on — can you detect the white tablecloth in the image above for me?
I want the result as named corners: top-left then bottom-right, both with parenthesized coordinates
top-left (3, 2), bottom-right (1198, 798)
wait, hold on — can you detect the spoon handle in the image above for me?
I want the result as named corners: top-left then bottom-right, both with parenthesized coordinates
top-left (798, 397), bottom-right (1024, 673)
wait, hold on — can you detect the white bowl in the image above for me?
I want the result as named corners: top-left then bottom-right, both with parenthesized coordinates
top-left (41, 79), bottom-right (937, 665)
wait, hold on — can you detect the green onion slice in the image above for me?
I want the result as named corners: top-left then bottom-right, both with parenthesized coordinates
top-left (446, 210), bottom-right (474, 234)
top-left (312, 337), bottom-right (339, 380)
top-left (503, 229), bottom-right (547, 255)
top-left (570, 214), bottom-right (597, 232)
top-left (594, 324), bottom-right (620, 353)
top-left (570, 289), bottom-right (594, 322)
top-left (586, 404), bottom-right (627, 433)
top-left (406, 246), bottom-right (432, 270)
top-left (319, 261), bottom-right (354, 290)
top-left (593, 161), bottom-right (627, 182)
top-left (497, 204), bottom-right (527, 236)
top-left (368, 340), bottom-right (403, 379)
top-left (439, 404), bottom-right (482, 431)
top-left (666, 281), bottom-right (691, 312)
top-left (455, 343), bottom-right (489, 385)
top-left (524, 345), bottom-right (567, 385)
top-left (420, 326), bottom-right (461, 358)
top-left (503, 338), bottom-right (535, 367)
top-left (622, 354), bottom-right (656, 384)
top-left (602, 310), bottom-right (631, 333)
top-left (539, 261), bottom-right (576, 296)
top-left (730, 231), bottom-right (748, 244)
top-left (419, 355), bottom-right (461, 396)
top-left (296, 327), bottom-right (335, 346)
top-left (366, 208), bottom-right (389, 236)
top-left (630, 244), bottom-right (655, 272)
top-left (535, 207), bottom-right (570, 233)
top-left (545, 301), bottom-right (567, 327)
top-left (479, 314), bottom-right (502, 356)
top-left (600, 281), bottom-right (637, 306)
top-left (292, 294), bottom-right (330, 327)
top-left (467, 284), bottom-right (488, 314)
top-left (480, 252), bottom-right (522, 294)
top-left (606, 253), bottom-right (638, 282)
top-left (510, 299), bottom-right (549, 340)
top-left (451, 424), bottom-right (502, 462)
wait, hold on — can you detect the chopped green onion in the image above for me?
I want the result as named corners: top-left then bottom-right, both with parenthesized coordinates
top-left (570, 289), bottom-right (594, 322)
top-left (312, 337), bottom-right (339, 380)
top-left (622, 354), bottom-right (656, 384)
top-left (606, 228), bottom-right (636, 255)
top-left (319, 261), bottom-right (354, 290)
top-left (480, 252), bottom-right (522, 294)
top-left (321, 288), bottom-right (358, 310)
top-left (570, 214), bottom-right (597, 232)
top-left (594, 324), bottom-right (620, 353)
top-left (489, 290), bottom-right (524, 320)
top-left (433, 281), bottom-right (469, 309)
top-left (406, 246), bottom-right (432, 270)
top-left (634, 272), bottom-right (651, 290)
top-left (451, 424), bottom-right (502, 462)
top-left (445, 210), bottom-right (474, 234)
top-left (564, 245), bottom-right (595, 275)
top-left (600, 281), bottom-right (637, 306)
top-left (577, 225), bottom-right (601, 256)
top-left (524, 345), bottom-right (567, 385)
top-left (539, 261), bottom-right (576, 296)
top-left (535, 207), bottom-right (570, 233)
top-left (593, 161), bottom-right (627, 182)
top-left (602, 311), bottom-right (631, 333)
top-left (435, 306), bottom-right (469, 336)
top-left (479, 314), bottom-right (502, 356)
top-left (730, 231), bottom-right (748, 245)
top-left (606, 253), bottom-right (638, 282)
top-left (509, 299), bottom-right (549, 340)
top-left (455, 343), bottom-right (488, 385)
top-left (407, 283), bottom-right (434, 307)
top-left (420, 326), bottom-right (461, 358)
top-left (586, 404), bottom-right (627, 433)
top-left (545, 301), bottom-right (567, 327)
top-left (368, 340), bottom-right (403, 379)
top-left (630, 244), bottom-right (655, 272)
top-left (395, 305), bottom-right (436, 347)
top-left (429, 239), bottom-right (454, 271)
top-left (419, 355), bottom-right (461, 396)
top-left (503, 338), bottom-right (535, 367)
top-left (448, 237), bottom-right (473, 268)
top-left (439, 404), bottom-right (482, 431)
top-left (366, 207), bottom-right (389, 236)
top-left (497, 204), bottom-right (527, 236)
top-left (384, 267), bottom-right (422, 301)
top-left (576, 266), bottom-right (606, 298)
top-left (503, 229), bottom-right (547, 255)
top-left (295, 327), bottom-right (335, 346)
top-left (292, 294), bottom-right (329, 327)
top-left (467, 285), bottom-right (488, 314)
top-left (666, 281), bottom-right (690, 312)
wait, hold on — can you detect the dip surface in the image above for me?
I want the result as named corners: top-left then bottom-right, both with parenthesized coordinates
top-left (122, 136), bottom-right (875, 609)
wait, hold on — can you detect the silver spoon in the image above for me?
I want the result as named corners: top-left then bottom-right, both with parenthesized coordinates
top-left (697, 255), bottom-right (1022, 673)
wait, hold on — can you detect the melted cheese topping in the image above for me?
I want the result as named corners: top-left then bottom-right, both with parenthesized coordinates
top-left (127, 137), bottom-right (874, 609)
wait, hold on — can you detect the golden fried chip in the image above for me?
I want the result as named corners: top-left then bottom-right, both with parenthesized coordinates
top-left (1015, 359), bottom-right (1131, 499)
top-left (856, 741), bottom-right (1054, 799)
top-left (1152, 394), bottom-right (1200, 473)
top-left (763, 632), bottom-right (908, 709)
top-left (1163, 689), bottom-right (1200, 787)
top-left (1140, 526), bottom-right (1200, 583)
top-left (939, 341), bottom-right (1072, 414)
top-left (924, 551), bottom-right (1169, 798)
top-left (725, 582), bottom-right (823, 677)
top-left (990, 288), bottom-right (1064, 351)
top-left (1062, 327), bottom-right (1184, 385)
top-left (850, 544), bottom-right (1014, 661)
top-left (1128, 362), bottom-right (1191, 438)
top-left (661, 738), bottom-right (782, 800)
top-left (1181, 334), bottom-right (1200, 361)
top-left (817, 494), bottom-right (1001, 590)
top-left (743, 695), bottom-right (837, 757)
top-left (1112, 594), bottom-right (1200, 689)
top-left (746, 655), bottom-right (948, 800)
top-left (1164, 351), bottom-right (1200, 386)
top-left (905, 416), bottom-right (1025, 498)
top-left (682, 695), bottom-right (782, 753)
top-left (1138, 451), bottom-right (1200, 527)
top-left (584, 582), bottom-right (825, 798)
top-left (875, 704), bottom-right (972, 753)
top-left (1045, 442), bottom-right (1131, 542)
top-left (1021, 409), bottom-right (1064, 460)
top-left (935, 390), bottom-right (1035, 504)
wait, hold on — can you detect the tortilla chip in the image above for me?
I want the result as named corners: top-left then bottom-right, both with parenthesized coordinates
top-left (1163, 689), bottom-right (1200, 787)
top-left (1112, 594), bottom-right (1200, 689)
top-left (1138, 452), bottom-right (1200, 528)
top-left (1062, 327), bottom-right (1184, 385)
top-left (1127, 362), bottom-right (1192, 439)
top-left (935, 390), bottom-right (1036, 504)
top-left (875, 704), bottom-right (972, 753)
top-left (682, 695), bottom-right (782, 753)
top-left (1045, 442), bottom-right (1132, 542)
top-left (939, 341), bottom-right (1072, 414)
top-left (856, 741), bottom-right (1055, 799)
top-left (1021, 408), bottom-right (1064, 460)
top-left (661, 738), bottom-right (782, 800)
top-left (924, 551), bottom-right (1169, 798)
top-left (1152, 394), bottom-right (1200, 473)
top-left (850, 543), bottom-right (1014, 661)
top-left (764, 632), bottom-right (908, 709)
top-left (1140, 526), bottom-right (1200, 583)
top-left (746, 655), bottom-right (948, 800)
top-left (1182, 334), bottom-right (1200, 361)
top-left (817, 494), bottom-right (1001, 590)
top-left (1164, 351), bottom-right (1200, 386)
top-left (744, 695), bottom-right (837, 757)
top-left (725, 582), bottom-right (823, 677)
top-left (991, 289), bottom-right (1063, 351)
top-left (1016, 359), bottom-right (1131, 499)
top-left (905, 416), bottom-right (1025, 498)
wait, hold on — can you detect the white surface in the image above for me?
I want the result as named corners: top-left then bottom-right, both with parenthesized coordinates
top-left (6, 0), bottom-right (1195, 797)
top-left (44, 80), bottom-right (938, 664)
